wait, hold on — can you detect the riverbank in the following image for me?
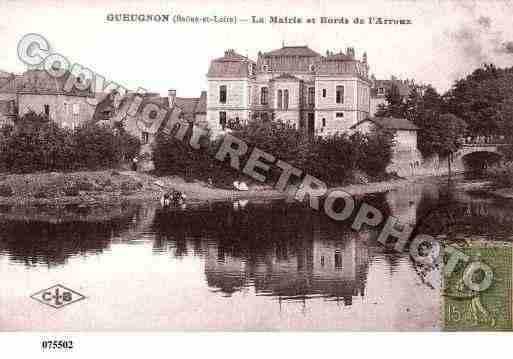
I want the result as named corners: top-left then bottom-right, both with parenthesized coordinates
top-left (489, 188), bottom-right (513, 200)
top-left (0, 170), bottom-right (412, 207)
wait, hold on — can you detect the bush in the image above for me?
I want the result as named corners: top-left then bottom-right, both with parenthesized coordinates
top-left (63, 182), bottom-right (80, 196)
top-left (153, 125), bottom-right (215, 181)
top-left (357, 128), bottom-right (395, 178)
top-left (0, 183), bottom-right (14, 197)
top-left (487, 162), bottom-right (513, 187)
top-left (153, 119), bottom-right (394, 187)
top-left (0, 112), bottom-right (141, 173)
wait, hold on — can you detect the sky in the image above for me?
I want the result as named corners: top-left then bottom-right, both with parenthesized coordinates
top-left (1, 0), bottom-right (513, 97)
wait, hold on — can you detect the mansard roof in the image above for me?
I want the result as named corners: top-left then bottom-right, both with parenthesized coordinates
top-left (262, 46), bottom-right (320, 57)
top-left (208, 50), bottom-right (255, 78)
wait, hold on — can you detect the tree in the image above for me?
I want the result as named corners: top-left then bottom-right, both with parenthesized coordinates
top-left (404, 85), bottom-right (445, 157)
top-left (445, 64), bottom-right (513, 138)
top-left (379, 82), bottom-right (466, 175)
top-left (375, 83), bottom-right (405, 118)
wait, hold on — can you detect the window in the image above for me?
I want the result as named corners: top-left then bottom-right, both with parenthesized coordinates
top-left (308, 87), bottom-right (315, 106)
top-left (322, 89), bottom-right (327, 98)
top-left (322, 118), bottom-right (326, 127)
top-left (219, 85), bottom-right (227, 103)
top-left (336, 85), bottom-right (344, 104)
top-left (283, 89), bottom-right (289, 110)
top-left (334, 250), bottom-right (342, 270)
top-left (277, 89), bottom-right (283, 109)
top-left (336, 112), bottom-right (344, 118)
top-left (219, 111), bottom-right (227, 129)
top-left (262, 112), bottom-right (269, 122)
top-left (141, 131), bottom-right (149, 144)
top-left (44, 104), bottom-right (50, 117)
top-left (377, 87), bottom-right (385, 94)
top-left (261, 87), bottom-right (268, 105)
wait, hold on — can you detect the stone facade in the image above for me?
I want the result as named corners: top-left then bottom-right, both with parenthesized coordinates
top-left (0, 69), bottom-right (95, 128)
top-left (352, 117), bottom-right (422, 176)
top-left (207, 46), bottom-right (371, 136)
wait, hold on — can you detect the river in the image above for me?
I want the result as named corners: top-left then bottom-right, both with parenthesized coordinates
top-left (1, 175), bottom-right (512, 330)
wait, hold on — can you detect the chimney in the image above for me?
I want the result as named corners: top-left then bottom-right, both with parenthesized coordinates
top-left (224, 49), bottom-right (235, 57)
top-left (168, 89), bottom-right (176, 107)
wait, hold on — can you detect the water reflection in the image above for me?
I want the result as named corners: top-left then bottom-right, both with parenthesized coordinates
top-left (150, 198), bottom-right (415, 306)
top-left (0, 176), bottom-right (511, 329)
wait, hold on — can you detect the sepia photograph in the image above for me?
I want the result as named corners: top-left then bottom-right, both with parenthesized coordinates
top-left (0, 0), bottom-right (512, 355)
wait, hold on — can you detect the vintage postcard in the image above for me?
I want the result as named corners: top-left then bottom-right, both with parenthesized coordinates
top-left (1, 0), bottom-right (513, 345)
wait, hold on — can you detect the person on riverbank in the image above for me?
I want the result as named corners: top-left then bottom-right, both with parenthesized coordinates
top-left (160, 189), bottom-right (187, 208)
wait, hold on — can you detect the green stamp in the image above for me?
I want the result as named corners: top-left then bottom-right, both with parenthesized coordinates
top-left (443, 244), bottom-right (512, 331)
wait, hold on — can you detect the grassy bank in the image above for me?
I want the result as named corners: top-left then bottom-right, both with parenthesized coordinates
top-left (0, 170), bottom-right (411, 206)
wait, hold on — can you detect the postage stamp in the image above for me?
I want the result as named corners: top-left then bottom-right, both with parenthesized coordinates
top-left (443, 243), bottom-right (512, 331)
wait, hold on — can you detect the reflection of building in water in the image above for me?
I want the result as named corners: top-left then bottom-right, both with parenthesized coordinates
top-left (203, 232), bottom-right (371, 305)
top-left (204, 243), bottom-right (250, 296)
top-left (311, 235), bottom-right (369, 305)
top-left (385, 183), bottom-right (425, 225)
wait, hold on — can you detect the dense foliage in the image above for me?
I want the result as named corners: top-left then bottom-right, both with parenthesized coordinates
top-left (153, 120), bottom-right (394, 187)
top-left (445, 64), bottom-right (513, 138)
top-left (0, 112), bottom-right (141, 173)
top-left (376, 82), bottom-right (467, 158)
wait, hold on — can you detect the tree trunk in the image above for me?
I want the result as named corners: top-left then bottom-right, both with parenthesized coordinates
top-left (448, 152), bottom-right (452, 178)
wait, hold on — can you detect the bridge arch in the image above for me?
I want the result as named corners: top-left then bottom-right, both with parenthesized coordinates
top-left (452, 144), bottom-right (506, 172)
top-left (461, 150), bottom-right (503, 171)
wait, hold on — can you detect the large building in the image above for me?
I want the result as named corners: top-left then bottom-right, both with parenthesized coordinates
top-left (207, 45), bottom-right (372, 136)
top-left (0, 69), bottom-right (96, 128)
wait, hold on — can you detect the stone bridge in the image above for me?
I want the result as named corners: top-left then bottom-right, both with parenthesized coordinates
top-left (453, 143), bottom-right (509, 170)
